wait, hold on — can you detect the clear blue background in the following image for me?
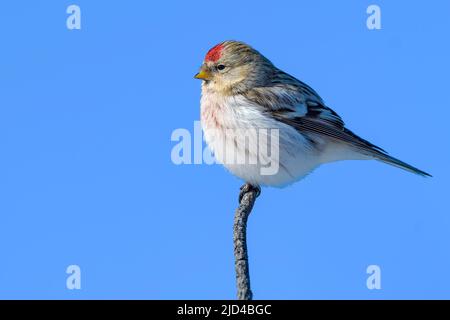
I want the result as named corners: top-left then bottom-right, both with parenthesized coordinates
top-left (0, 1), bottom-right (449, 299)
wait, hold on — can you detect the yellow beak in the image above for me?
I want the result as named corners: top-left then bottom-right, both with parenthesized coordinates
top-left (194, 68), bottom-right (211, 80)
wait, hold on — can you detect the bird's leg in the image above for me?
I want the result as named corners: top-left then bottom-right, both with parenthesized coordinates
top-left (238, 183), bottom-right (261, 204)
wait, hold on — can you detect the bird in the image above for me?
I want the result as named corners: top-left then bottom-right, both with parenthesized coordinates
top-left (194, 40), bottom-right (430, 193)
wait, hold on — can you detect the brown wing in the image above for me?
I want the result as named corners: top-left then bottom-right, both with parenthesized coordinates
top-left (243, 70), bottom-right (431, 176)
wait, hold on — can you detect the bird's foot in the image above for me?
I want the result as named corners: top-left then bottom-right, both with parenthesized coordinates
top-left (239, 183), bottom-right (261, 203)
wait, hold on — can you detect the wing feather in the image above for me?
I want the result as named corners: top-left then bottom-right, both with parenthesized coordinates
top-left (240, 68), bottom-right (431, 177)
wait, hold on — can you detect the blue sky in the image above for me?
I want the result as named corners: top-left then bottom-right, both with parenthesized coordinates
top-left (0, 1), bottom-right (449, 299)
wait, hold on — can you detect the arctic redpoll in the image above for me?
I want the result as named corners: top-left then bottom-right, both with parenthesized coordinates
top-left (195, 40), bottom-right (430, 188)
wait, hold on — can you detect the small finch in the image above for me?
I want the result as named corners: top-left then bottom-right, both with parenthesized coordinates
top-left (195, 41), bottom-right (430, 189)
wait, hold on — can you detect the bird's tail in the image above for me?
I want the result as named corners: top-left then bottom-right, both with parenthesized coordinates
top-left (374, 153), bottom-right (431, 177)
top-left (339, 127), bottom-right (432, 177)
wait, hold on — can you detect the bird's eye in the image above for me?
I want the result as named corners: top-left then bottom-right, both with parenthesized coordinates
top-left (216, 64), bottom-right (226, 71)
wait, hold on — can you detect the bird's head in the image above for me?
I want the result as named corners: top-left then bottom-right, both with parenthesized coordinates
top-left (195, 41), bottom-right (274, 94)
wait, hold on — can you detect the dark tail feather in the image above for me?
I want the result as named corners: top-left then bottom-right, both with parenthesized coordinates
top-left (374, 153), bottom-right (432, 177)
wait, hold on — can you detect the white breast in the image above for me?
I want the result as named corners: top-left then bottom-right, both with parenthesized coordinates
top-left (200, 88), bottom-right (323, 187)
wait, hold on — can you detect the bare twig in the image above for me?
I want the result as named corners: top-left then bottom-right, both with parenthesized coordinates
top-left (233, 183), bottom-right (260, 300)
